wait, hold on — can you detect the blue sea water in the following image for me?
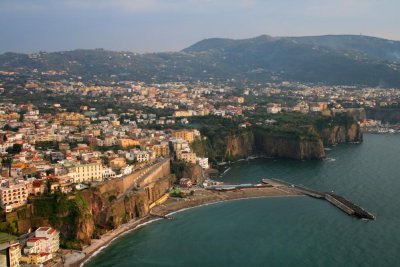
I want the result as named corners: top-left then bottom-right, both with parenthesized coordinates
top-left (85, 134), bottom-right (400, 267)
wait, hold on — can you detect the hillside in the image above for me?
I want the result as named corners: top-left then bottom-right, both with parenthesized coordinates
top-left (1, 35), bottom-right (400, 87)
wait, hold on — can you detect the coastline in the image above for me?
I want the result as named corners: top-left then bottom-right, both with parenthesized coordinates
top-left (66, 186), bottom-right (301, 267)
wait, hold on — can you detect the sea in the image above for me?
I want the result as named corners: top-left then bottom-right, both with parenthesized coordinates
top-left (84, 134), bottom-right (400, 267)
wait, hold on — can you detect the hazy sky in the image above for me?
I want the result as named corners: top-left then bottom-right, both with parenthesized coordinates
top-left (0, 0), bottom-right (399, 53)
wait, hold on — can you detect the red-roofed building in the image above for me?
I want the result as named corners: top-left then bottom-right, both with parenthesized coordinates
top-left (23, 227), bottom-right (59, 256)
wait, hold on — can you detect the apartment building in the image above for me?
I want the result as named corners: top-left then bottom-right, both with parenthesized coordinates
top-left (66, 162), bottom-right (103, 183)
top-left (0, 183), bottom-right (29, 212)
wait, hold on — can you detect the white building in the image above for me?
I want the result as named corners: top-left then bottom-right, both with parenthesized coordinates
top-left (66, 161), bottom-right (104, 183)
top-left (102, 168), bottom-right (116, 179)
top-left (35, 227), bottom-right (59, 253)
top-left (121, 165), bottom-right (134, 176)
top-left (133, 151), bottom-right (150, 162)
top-left (266, 103), bottom-right (282, 114)
top-left (196, 157), bottom-right (209, 169)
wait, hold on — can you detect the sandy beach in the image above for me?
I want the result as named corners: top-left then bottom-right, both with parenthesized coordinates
top-left (65, 186), bottom-right (302, 267)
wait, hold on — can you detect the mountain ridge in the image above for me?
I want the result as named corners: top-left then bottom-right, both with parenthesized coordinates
top-left (1, 34), bottom-right (400, 87)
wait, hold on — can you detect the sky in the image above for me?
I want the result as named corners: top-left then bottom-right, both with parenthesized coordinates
top-left (0, 0), bottom-right (399, 54)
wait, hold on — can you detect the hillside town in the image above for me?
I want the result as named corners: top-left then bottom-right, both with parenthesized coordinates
top-left (0, 77), bottom-right (400, 266)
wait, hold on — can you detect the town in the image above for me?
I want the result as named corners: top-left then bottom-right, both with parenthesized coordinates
top-left (0, 76), bottom-right (400, 266)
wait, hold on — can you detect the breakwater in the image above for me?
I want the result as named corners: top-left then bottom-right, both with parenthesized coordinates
top-left (263, 178), bottom-right (375, 220)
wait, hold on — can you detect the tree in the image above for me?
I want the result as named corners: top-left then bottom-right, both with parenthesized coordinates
top-left (6, 144), bottom-right (23, 155)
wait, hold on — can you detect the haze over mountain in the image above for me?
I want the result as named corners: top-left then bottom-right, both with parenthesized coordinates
top-left (2, 34), bottom-right (400, 87)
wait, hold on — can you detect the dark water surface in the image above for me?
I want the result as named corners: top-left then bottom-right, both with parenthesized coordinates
top-left (85, 134), bottom-right (400, 267)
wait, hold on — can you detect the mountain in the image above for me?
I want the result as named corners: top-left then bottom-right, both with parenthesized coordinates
top-left (1, 35), bottom-right (400, 87)
top-left (182, 35), bottom-right (400, 86)
top-left (184, 35), bottom-right (400, 63)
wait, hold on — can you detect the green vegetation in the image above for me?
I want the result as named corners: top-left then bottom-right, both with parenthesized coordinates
top-left (6, 144), bottom-right (23, 155)
top-left (31, 191), bottom-right (91, 249)
top-left (0, 232), bottom-right (17, 243)
top-left (169, 188), bottom-right (184, 198)
top-left (171, 161), bottom-right (188, 180)
top-left (0, 221), bottom-right (19, 236)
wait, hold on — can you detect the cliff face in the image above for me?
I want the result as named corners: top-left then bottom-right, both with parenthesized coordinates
top-left (213, 122), bottom-right (362, 161)
top-left (80, 175), bottom-right (173, 243)
top-left (182, 164), bottom-right (203, 184)
top-left (7, 160), bottom-right (173, 247)
top-left (320, 124), bottom-right (363, 146)
top-left (225, 131), bottom-right (255, 159)
top-left (253, 132), bottom-right (325, 160)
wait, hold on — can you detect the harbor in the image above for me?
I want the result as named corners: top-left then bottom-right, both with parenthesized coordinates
top-left (262, 178), bottom-right (376, 220)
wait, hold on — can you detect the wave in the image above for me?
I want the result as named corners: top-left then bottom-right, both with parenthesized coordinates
top-left (222, 167), bottom-right (231, 174)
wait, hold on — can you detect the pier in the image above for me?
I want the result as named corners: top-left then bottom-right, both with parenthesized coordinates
top-left (263, 178), bottom-right (375, 220)
top-left (149, 211), bottom-right (174, 220)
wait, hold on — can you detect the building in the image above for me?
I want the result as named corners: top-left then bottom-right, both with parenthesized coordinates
top-left (196, 157), bottom-right (209, 169)
top-left (179, 178), bottom-right (192, 188)
top-left (35, 227), bottom-right (59, 253)
top-left (109, 157), bottom-right (126, 170)
top-left (23, 227), bottom-right (59, 265)
top-left (0, 233), bottom-right (21, 267)
top-left (172, 130), bottom-right (195, 143)
top-left (152, 144), bottom-right (169, 157)
top-left (236, 97), bottom-right (245, 104)
top-left (266, 103), bottom-right (282, 114)
top-left (173, 110), bottom-right (193, 117)
top-left (0, 183), bottom-right (29, 212)
top-left (66, 161), bottom-right (104, 183)
top-left (102, 168), bottom-right (116, 179)
top-left (177, 151), bottom-right (197, 164)
top-left (170, 139), bottom-right (190, 153)
top-left (133, 151), bottom-right (150, 163)
top-left (118, 139), bottom-right (140, 149)
top-left (20, 253), bottom-right (52, 265)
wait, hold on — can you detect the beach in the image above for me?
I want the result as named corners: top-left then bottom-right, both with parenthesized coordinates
top-left (65, 186), bottom-right (301, 267)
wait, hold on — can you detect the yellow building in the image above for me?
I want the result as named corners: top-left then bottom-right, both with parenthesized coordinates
top-left (57, 112), bottom-right (85, 126)
top-left (173, 110), bottom-right (193, 117)
top-left (152, 144), bottom-right (170, 157)
top-left (236, 97), bottom-right (245, 104)
top-left (0, 234), bottom-right (21, 267)
top-left (118, 139), bottom-right (140, 149)
top-left (172, 130), bottom-right (195, 143)
top-left (109, 157), bottom-right (126, 170)
top-left (177, 151), bottom-right (197, 164)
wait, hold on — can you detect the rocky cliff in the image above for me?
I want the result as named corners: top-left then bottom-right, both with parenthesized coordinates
top-left (182, 164), bottom-right (203, 184)
top-left (225, 131), bottom-right (255, 160)
top-left (195, 121), bottom-right (362, 162)
top-left (320, 124), bottom-right (363, 146)
top-left (253, 132), bottom-right (325, 160)
top-left (79, 175), bottom-right (173, 243)
top-left (5, 160), bottom-right (173, 248)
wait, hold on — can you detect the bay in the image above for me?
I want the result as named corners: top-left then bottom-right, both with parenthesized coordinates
top-left (85, 134), bottom-right (400, 267)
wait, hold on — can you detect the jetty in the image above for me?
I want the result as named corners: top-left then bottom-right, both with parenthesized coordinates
top-left (262, 178), bottom-right (375, 220)
top-left (149, 211), bottom-right (174, 220)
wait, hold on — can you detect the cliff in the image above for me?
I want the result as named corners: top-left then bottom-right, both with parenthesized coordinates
top-left (225, 130), bottom-right (255, 160)
top-left (320, 124), bottom-right (363, 146)
top-left (253, 131), bottom-right (325, 160)
top-left (193, 121), bottom-right (362, 162)
top-left (75, 159), bottom-right (173, 245)
top-left (4, 159), bottom-right (173, 248)
top-left (80, 175), bottom-right (173, 243)
top-left (182, 164), bottom-right (203, 184)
